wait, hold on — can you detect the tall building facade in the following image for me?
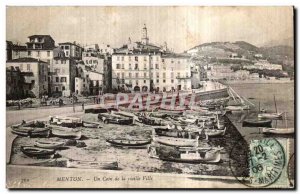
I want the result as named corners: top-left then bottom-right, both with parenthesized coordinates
top-left (6, 58), bottom-right (49, 98)
top-left (111, 25), bottom-right (192, 92)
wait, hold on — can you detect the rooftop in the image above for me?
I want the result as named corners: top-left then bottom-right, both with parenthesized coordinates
top-left (6, 57), bottom-right (48, 64)
top-left (28, 35), bottom-right (54, 41)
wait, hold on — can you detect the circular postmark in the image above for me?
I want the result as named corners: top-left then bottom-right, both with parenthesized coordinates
top-left (229, 138), bottom-right (286, 188)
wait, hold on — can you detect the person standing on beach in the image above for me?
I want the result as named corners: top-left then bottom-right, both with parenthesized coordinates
top-left (82, 102), bottom-right (85, 111)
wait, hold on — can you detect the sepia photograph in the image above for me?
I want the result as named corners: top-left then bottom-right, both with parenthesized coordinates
top-left (5, 6), bottom-right (295, 189)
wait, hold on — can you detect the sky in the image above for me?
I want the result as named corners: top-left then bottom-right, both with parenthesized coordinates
top-left (6, 6), bottom-right (294, 53)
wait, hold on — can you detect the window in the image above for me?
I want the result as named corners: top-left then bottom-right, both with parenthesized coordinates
top-left (150, 72), bottom-right (153, 78)
top-left (171, 72), bottom-right (174, 78)
top-left (144, 80), bottom-right (146, 84)
top-left (121, 73), bottom-right (124, 79)
top-left (135, 56), bottom-right (138, 61)
top-left (121, 64), bottom-right (124, 69)
top-left (27, 64), bottom-right (30, 71)
top-left (47, 59), bottom-right (50, 64)
top-left (163, 72), bottom-right (166, 78)
top-left (171, 60), bottom-right (174, 64)
top-left (129, 56), bottom-right (131, 61)
top-left (163, 79), bottom-right (166, 83)
top-left (65, 46), bottom-right (69, 49)
top-left (93, 60), bottom-right (97, 64)
top-left (144, 56), bottom-right (147, 61)
top-left (135, 64), bottom-right (138, 70)
top-left (155, 64), bottom-right (159, 69)
top-left (177, 72), bottom-right (180, 78)
top-left (55, 69), bottom-right (60, 74)
top-left (56, 77), bottom-right (59, 82)
top-left (129, 64), bottom-right (132, 69)
top-left (62, 86), bottom-right (65, 91)
top-left (117, 73), bottom-right (120, 78)
top-left (37, 51), bottom-right (40, 57)
top-left (129, 73), bottom-right (132, 78)
top-left (144, 72), bottom-right (147, 78)
top-left (117, 56), bottom-right (120, 61)
top-left (28, 51), bottom-right (31, 56)
top-left (47, 51), bottom-right (50, 57)
top-left (156, 80), bottom-right (159, 83)
top-left (156, 72), bottom-right (159, 78)
top-left (171, 79), bottom-right (174, 83)
top-left (162, 59), bottom-right (165, 63)
top-left (144, 64), bottom-right (147, 69)
top-left (135, 73), bottom-right (139, 78)
top-left (20, 64), bottom-right (23, 70)
top-left (121, 56), bottom-right (124, 61)
top-left (116, 64), bottom-right (120, 69)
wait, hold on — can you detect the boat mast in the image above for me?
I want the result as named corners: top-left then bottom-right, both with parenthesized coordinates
top-left (274, 95), bottom-right (278, 113)
top-left (259, 101), bottom-right (260, 112)
top-left (285, 112), bottom-right (287, 128)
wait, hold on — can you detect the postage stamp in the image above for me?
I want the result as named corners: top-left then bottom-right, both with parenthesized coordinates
top-left (229, 138), bottom-right (292, 188)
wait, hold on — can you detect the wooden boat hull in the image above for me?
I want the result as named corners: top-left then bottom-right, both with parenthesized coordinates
top-left (242, 119), bottom-right (272, 127)
top-left (148, 146), bottom-right (222, 163)
top-left (261, 127), bottom-right (294, 135)
top-left (49, 125), bottom-right (82, 139)
top-left (35, 141), bottom-right (65, 149)
top-left (258, 113), bottom-right (283, 120)
top-left (106, 139), bottom-right (151, 148)
top-left (153, 128), bottom-right (199, 139)
top-left (67, 160), bottom-right (118, 170)
top-left (21, 146), bottom-right (56, 158)
top-left (204, 127), bottom-right (226, 137)
top-left (153, 136), bottom-right (199, 147)
top-left (82, 121), bottom-right (101, 128)
top-left (11, 126), bottom-right (50, 138)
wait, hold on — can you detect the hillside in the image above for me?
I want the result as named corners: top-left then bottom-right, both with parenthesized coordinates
top-left (187, 41), bottom-right (294, 66)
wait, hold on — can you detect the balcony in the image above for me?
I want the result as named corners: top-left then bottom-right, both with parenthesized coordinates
top-left (176, 76), bottom-right (191, 79)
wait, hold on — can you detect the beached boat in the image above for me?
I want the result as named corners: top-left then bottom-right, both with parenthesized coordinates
top-left (49, 116), bottom-right (82, 127)
top-left (242, 119), bottom-right (272, 127)
top-left (106, 138), bottom-right (151, 148)
top-left (98, 113), bottom-right (133, 125)
top-left (34, 140), bottom-right (65, 149)
top-left (67, 159), bottom-right (118, 170)
top-left (225, 105), bottom-right (250, 111)
top-left (260, 127), bottom-right (294, 135)
top-left (153, 135), bottom-right (199, 147)
top-left (82, 121), bottom-right (101, 128)
top-left (204, 127), bottom-right (227, 137)
top-left (11, 120), bottom-right (50, 137)
top-left (153, 128), bottom-right (200, 139)
top-left (148, 146), bottom-right (222, 163)
top-left (48, 125), bottom-right (82, 139)
top-left (258, 112), bottom-right (283, 120)
top-left (21, 146), bottom-right (56, 158)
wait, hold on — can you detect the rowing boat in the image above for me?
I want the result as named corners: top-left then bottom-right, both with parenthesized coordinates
top-left (11, 120), bottom-right (50, 137)
top-left (242, 119), bottom-right (272, 127)
top-left (34, 140), bottom-right (65, 149)
top-left (153, 135), bottom-right (199, 147)
top-left (148, 145), bottom-right (222, 163)
top-left (260, 127), bottom-right (294, 135)
top-left (258, 112), bottom-right (283, 120)
top-left (106, 138), bottom-right (151, 148)
top-left (21, 146), bottom-right (56, 159)
top-left (67, 159), bottom-right (118, 170)
top-left (48, 125), bottom-right (82, 139)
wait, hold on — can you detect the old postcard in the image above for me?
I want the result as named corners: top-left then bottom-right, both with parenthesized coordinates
top-left (6, 6), bottom-right (295, 189)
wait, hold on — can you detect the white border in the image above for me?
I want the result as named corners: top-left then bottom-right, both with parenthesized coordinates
top-left (1, 0), bottom-right (298, 193)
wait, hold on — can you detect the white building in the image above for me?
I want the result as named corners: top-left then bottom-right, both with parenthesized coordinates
top-left (111, 25), bottom-right (192, 92)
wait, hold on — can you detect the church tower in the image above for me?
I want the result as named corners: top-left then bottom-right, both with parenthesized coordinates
top-left (141, 24), bottom-right (149, 45)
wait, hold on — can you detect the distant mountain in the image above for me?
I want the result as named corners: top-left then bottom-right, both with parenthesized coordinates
top-left (187, 41), bottom-right (260, 59)
top-left (187, 41), bottom-right (294, 65)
